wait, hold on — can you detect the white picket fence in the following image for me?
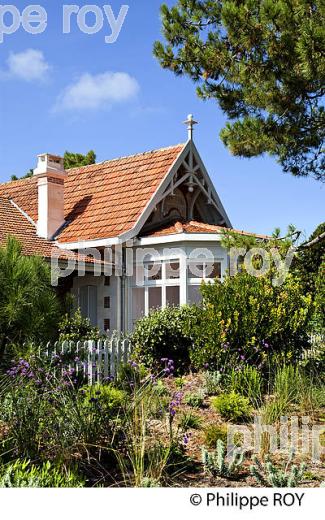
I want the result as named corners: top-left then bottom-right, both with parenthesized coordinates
top-left (40, 338), bottom-right (132, 385)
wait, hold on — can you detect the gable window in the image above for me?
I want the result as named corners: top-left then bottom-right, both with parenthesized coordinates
top-left (79, 285), bottom-right (97, 327)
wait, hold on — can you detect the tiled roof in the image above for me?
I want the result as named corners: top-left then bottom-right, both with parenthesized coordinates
top-left (0, 196), bottom-right (99, 264)
top-left (0, 144), bottom-right (185, 243)
top-left (144, 221), bottom-right (270, 239)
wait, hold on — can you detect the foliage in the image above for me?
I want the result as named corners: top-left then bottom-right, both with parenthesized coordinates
top-left (0, 460), bottom-right (84, 488)
top-left (9, 150), bottom-right (96, 181)
top-left (81, 384), bottom-right (127, 416)
top-left (203, 424), bottom-right (228, 448)
top-left (10, 169), bottom-right (33, 181)
top-left (294, 223), bottom-right (325, 296)
top-left (154, 0), bottom-right (325, 181)
top-left (300, 343), bottom-right (325, 381)
top-left (58, 309), bottom-right (103, 343)
top-left (204, 371), bottom-right (224, 396)
top-left (184, 391), bottom-right (205, 408)
top-left (314, 259), bottom-right (325, 331)
top-left (260, 365), bottom-right (301, 422)
top-left (116, 362), bottom-right (149, 393)
top-left (63, 150), bottom-right (96, 169)
top-left (178, 411), bottom-right (202, 430)
top-left (0, 357), bottom-right (117, 466)
top-left (0, 237), bottom-right (60, 360)
top-left (211, 392), bottom-right (252, 422)
top-left (202, 440), bottom-right (245, 478)
top-left (190, 270), bottom-right (312, 371)
top-left (132, 305), bottom-right (200, 373)
top-left (274, 365), bottom-right (301, 404)
top-left (113, 371), bottom-right (176, 487)
top-left (174, 376), bottom-right (186, 389)
top-left (250, 453), bottom-right (306, 487)
top-left (229, 366), bottom-right (263, 407)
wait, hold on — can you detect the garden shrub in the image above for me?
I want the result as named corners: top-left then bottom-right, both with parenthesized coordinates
top-left (0, 460), bottom-right (84, 488)
top-left (190, 271), bottom-right (312, 371)
top-left (81, 384), bottom-right (127, 415)
top-left (131, 305), bottom-right (200, 373)
top-left (204, 371), bottom-right (224, 396)
top-left (58, 309), bottom-right (103, 343)
top-left (184, 391), bottom-right (205, 408)
top-left (203, 424), bottom-right (228, 448)
top-left (211, 392), bottom-right (252, 422)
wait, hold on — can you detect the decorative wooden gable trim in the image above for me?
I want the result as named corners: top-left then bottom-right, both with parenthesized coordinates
top-left (120, 140), bottom-right (232, 241)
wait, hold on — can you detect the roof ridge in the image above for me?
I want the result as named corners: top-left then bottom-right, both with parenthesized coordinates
top-left (0, 143), bottom-right (186, 185)
top-left (66, 143), bottom-right (186, 173)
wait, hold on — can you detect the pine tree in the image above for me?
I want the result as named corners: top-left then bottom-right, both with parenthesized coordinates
top-left (63, 150), bottom-right (96, 169)
top-left (154, 0), bottom-right (325, 181)
top-left (0, 237), bottom-right (60, 359)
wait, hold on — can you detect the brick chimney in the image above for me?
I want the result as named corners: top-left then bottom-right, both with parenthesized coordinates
top-left (33, 153), bottom-right (67, 240)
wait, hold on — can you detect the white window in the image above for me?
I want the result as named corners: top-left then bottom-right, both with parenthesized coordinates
top-left (131, 259), bottom-right (181, 323)
top-left (187, 261), bottom-right (222, 282)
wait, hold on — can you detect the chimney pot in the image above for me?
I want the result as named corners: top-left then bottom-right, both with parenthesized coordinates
top-left (34, 153), bottom-right (66, 240)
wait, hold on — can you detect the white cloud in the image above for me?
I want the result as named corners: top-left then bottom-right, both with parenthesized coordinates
top-left (6, 49), bottom-right (50, 82)
top-left (54, 72), bottom-right (139, 111)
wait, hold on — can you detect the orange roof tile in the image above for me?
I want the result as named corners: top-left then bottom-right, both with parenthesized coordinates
top-left (144, 221), bottom-right (270, 240)
top-left (0, 144), bottom-right (185, 244)
top-left (0, 196), bottom-right (99, 265)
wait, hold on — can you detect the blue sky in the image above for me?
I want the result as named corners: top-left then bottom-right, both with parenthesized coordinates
top-left (0, 0), bottom-right (323, 239)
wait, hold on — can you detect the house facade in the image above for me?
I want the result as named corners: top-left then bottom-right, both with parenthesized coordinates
top-left (0, 116), bottom-right (266, 333)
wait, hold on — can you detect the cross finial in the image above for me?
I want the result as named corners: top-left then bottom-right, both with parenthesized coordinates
top-left (183, 114), bottom-right (198, 141)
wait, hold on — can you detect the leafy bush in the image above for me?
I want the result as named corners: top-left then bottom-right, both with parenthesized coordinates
top-left (203, 424), bottom-right (228, 448)
top-left (58, 309), bottom-right (103, 343)
top-left (250, 453), bottom-right (306, 487)
top-left (190, 271), bottom-right (312, 371)
top-left (211, 392), bottom-right (252, 422)
top-left (0, 460), bottom-right (84, 488)
top-left (229, 366), bottom-right (262, 406)
top-left (81, 384), bottom-right (127, 415)
top-left (184, 391), bottom-right (205, 408)
top-left (202, 440), bottom-right (245, 478)
top-left (131, 305), bottom-right (200, 373)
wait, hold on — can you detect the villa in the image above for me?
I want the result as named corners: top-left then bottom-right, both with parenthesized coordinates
top-left (0, 116), bottom-right (266, 332)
